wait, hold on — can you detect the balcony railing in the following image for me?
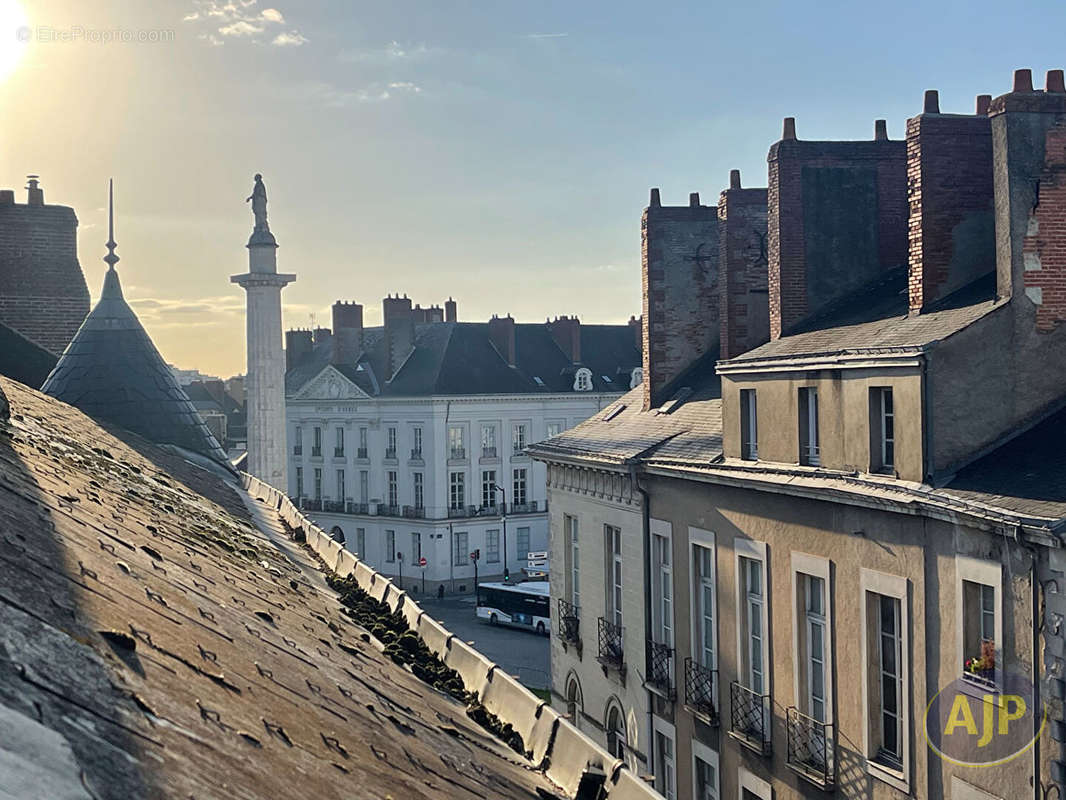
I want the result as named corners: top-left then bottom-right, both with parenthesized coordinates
top-left (597, 617), bottom-right (625, 673)
top-left (450, 447), bottom-right (467, 460)
top-left (402, 505), bottom-right (425, 519)
top-left (786, 707), bottom-right (834, 789)
top-left (410, 448), bottom-right (423, 460)
top-left (380, 504), bottom-right (401, 517)
top-left (558, 599), bottom-right (580, 646)
top-left (311, 447), bottom-right (322, 458)
top-left (477, 504), bottom-right (500, 516)
top-left (684, 658), bottom-right (718, 724)
top-left (646, 640), bottom-right (675, 699)
top-left (481, 446), bottom-right (497, 459)
top-left (730, 682), bottom-right (771, 756)
top-left (510, 501), bottom-right (539, 515)
top-left (448, 505), bottom-right (476, 519)
top-left (293, 445), bottom-right (302, 456)
top-left (356, 447), bottom-right (368, 459)
top-left (322, 500), bottom-right (345, 513)
top-left (346, 501), bottom-right (369, 515)
top-left (384, 448), bottom-right (397, 460)
top-left (301, 498), bottom-right (323, 512)
top-left (334, 447), bottom-right (344, 458)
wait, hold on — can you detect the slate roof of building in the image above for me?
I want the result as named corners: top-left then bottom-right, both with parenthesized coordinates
top-left (724, 270), bottom-right (1001, 363)
top-left (40, 267), bottom-right (229, 465)
top-left (0, 319), bottom-right (57, 388)
top-left (286, 322), bottom-right (641, 398)
top-left (0, 376), bottom-right (567, 800)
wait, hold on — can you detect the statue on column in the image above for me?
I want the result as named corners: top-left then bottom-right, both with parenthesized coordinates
top-left (246, 173), bottom-right (269, 232)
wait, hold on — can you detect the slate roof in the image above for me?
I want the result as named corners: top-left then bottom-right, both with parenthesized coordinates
top-left (40, 267), bottom-right (229, 465)
top-left (0, 376), bottom-right (568, 799)
top-left (0, 319), bottom-right (57, 388)
top-left (287, 322), bottom-right (641, 398)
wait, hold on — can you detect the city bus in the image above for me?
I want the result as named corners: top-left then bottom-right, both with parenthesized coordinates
top-left (476, 581), bottom-right (551, 635)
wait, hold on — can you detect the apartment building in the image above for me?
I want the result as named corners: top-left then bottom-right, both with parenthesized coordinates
top-left (531, 69), bottom-right (1066, 800)
top-left (286, 295), bottom-right (642, 593)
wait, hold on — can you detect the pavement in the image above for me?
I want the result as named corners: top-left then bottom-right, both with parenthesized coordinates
top-left (421, 594), bottom-right (552, 690)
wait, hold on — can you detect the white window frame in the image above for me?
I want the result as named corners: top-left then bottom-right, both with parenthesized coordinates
top-left (566, 514), bottom-right (580, 609)
top-left (791, 553), bottom-right (833, 726)
top-left (574, 367), bottom-right (593, 391)
top-left (336, 469), bottom-right (345, 500)
top-left (449, 471), bottom-right (465, 510)
top-left (740, 388), bottom-right (758, 460)
top-left (652, 716), bottom-right (677, 800)
top-left (799, 386), bottom-right (820, 466)
top-left (689, 527), bottom-right (718, 676)
top-left (516, 527), bottom-right (530, 561)
top-left (859, 568), bottom-right (910, 793)
top-left (955, 555), bottom-right (1003, 695)
top-left (512, 423), bottom-right (527, 454)
top-left (606, 524), bottom-right (623, 627)
top-left (412, 425), bottom-right (423, 456)
top-left (387, 470), bottom-right (398, 507)
top-left (481, 470), bottom-right (497, 508)
top-left (454, 531), bottom-right (469, 567)
top-left (546, 419), bottom-right (565, 439)
top-left (690, 738), bottom-right (719, 800)
top-left (413, 472), bottom-right (424, 509)
top-left (651, 518), bottom-right (674, 648)
top-left (513, 468), bottom-right (528, 505)
top-left (737, 767), bottom-right (772, 800)
top-left (877, 387), bottom-right (894, 471)
top-left (486, 529), bottom-right (500, 563)
top-left (735, 539), bottom-right (769, 698)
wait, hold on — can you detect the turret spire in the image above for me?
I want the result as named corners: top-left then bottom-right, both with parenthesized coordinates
top-left (104, 178), bottom-right (119, 270)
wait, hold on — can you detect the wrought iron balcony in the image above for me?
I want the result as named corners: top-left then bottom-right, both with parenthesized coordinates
top-left (402, 505), bottom-right (425, 519)
top-left (384, 448), bottom-right (397, 460)
top-left (684, 658), bottom-right (718, 725)
top-left (510, 501), bottom-right (539, 515)
top-left (310, 447), bottom-right (322, 458)
top-left (477, 504), bottom-right (500, 516)
top-left (322, 500), bottom-right (345, 513)
top-left (646, 640), bottom-right (675, 699)
top-left (410, 448), bottom-right (423, 460)
top-left (293, 445), bottom-right (302, 456)
top-left (786, 707), bottom-right (834, 789)
top-left (301, 498), bottom-right (323, 512)
top-left (346, 501), bottom-right (369, 515)
top-left (481, 446), bottom-right (497, 459)
top-left (334, 447), bottom-right (344, 458)
top-left (356, 447), bottom-right (368, 459)
top-left (558, 599), bottom-right (580, 646)
top-left (729, 682), bottom-right (771, 756)
top-left (597, 617), bottom-right (625, 673)
top-left (448, 505), bottom-right (476, 519)
top-left (450, 446), bottom-right (467, 460)
top-left (380, 504), bottom-right (401, 517)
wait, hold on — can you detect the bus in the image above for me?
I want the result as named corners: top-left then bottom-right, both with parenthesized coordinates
top-left (476, 581), bottom-right (551, 635)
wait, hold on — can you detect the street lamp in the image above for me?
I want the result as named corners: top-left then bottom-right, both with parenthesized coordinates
top-left (494, 483), bottom-right (509, 581)
top-left (397, 551), bottom-right (403, 590)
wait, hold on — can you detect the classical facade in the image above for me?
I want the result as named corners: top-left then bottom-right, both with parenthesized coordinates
top-left (532, 69), bottom-right (1066, 800)
top-left (286, 296), bottom-right (642, 594)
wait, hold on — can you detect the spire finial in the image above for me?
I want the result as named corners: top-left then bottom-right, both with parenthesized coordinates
top-left (103, 179), bottom-right (119, 270)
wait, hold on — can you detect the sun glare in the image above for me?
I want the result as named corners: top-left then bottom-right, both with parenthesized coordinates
top-left (0, 0), bottom-right (28, 83)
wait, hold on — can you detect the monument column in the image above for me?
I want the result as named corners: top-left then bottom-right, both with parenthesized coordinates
top-left (231, 174), bottom-right (295, 490)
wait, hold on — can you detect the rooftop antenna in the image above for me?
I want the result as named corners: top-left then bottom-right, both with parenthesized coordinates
top-left (104, 178), bottom-right (119, 271)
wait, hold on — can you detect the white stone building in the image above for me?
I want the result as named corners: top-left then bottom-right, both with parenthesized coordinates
top-left (285, 295), bottom-right (642, 595)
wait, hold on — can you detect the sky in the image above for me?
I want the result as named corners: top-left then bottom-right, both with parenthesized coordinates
top-left (1, 0), bottom-right (1065, 377)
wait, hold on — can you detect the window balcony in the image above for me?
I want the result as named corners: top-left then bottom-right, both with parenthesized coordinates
top-left (786, 707), bottom-right (834, 789)
top-left (646, 640), bottom-right (675, 700)
top-left (310, 447), bottom-right (322, 458)
top-left (402, 505), bottom-right (425, 519)
top-left (380, 504), bottom-right (401, 517)
top-left (729, 682), bottom-right (771, 756)
top-left (477, 504), bottom-right (500, 517)
top-left (410, 448), bottom-right (423, 461)
top-left (356, 447), bottom-right (368, 460)
top-left (384, 448), bottom-right (397, 460)
top-left (450, 446), bottom-right (467, 460)
top-left (345, 501), bottom-right (369, 515)
top-left (684, 658), bottom-right (718, 725)
top-left (481, 446), bottom-right (497, 459)
top-left (322, 499), bottom-right (345, 513)
top-left (448, 505), bottom-right (476, 519)
top-left (333, 447), bottom-right (344, 458)
top-left (293, 445), bottom-right (302, 456)
top-left (558, 599), bottom-right (581, 651)
top-left (510, 501), bottom-right (539, 515)
top-left (597, 617), bottom-right (626, 678)
top-left (300, 498), bottom-right (323, 512)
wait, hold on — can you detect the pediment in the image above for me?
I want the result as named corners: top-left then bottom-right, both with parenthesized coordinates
top-left (293, 365), bottom-right (368, 401)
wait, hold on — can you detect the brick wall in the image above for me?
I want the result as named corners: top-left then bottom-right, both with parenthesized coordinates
top-left (1022, 120), bottom-right (1066, 331)
top-left (906, 102), bottom-right (994, 312)
top-left (0, 202), bottom-right (89, 355)
top-left (767, 130), bottom-right (907, 339)
top-left (718, 175), bottom-right (769, 359)
top-left (641, 191), bottom-right (719, 410)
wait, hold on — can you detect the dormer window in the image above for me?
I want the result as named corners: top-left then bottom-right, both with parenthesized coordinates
top-left (740, 389), bottom-right (758, 460)
top-left (870, 387), bottom-right (894, 473)
top-left (799, 387), bottom-right (820, 466)
top-left (574, 368), bottom-right (592, 391)
top-left (630, 367), bottom-right (643, 389)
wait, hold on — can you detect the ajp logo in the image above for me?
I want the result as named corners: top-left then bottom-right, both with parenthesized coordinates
top-left (924, 671), bottom-right (1046, 766)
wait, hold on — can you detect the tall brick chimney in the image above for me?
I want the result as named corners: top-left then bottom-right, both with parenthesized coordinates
top-left (444, 297), bottom-right (457, 323)
top-left (767, 118), bottom-right (907, 339)
top-left (285, 329), bottom-right (313, 371)
top-left (548, 315), bottom-right (581, 363)
top-left (641, 187), bottom-right (720, 409)
top-left (383, 294), bottom-right (415, 379)
top-left (26, 175), bottom-right (43, 206)
top-left (312, 327), bottom-right (332, 347)
top-left (718, 169), bottom-right (770, 359)
top-left (988, 68), bottom-right (1066, 331)
top-left (906, 89), bottom-right (995, 313)
top-left (488, 314), bottom-right (517, 366)
top-left (332, 301), bottom-right (363, 365)
top-left (628, 315), bottom-right (642, 351)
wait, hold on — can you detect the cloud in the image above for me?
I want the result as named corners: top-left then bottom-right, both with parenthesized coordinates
top-left (219, 19), bottom-right (263, 36)
top-left (260, 8), bottom-right (284, 23)
top-left (184, 0), bottom-right (300, 45)
top-left (338, 41), bottom-right (434, 63)
top-left (272, 30), bottom-right (306, 47)
top-left (523, 32), bottom-right (568, 39)
top-left (303, 80), bottom-right (423, 107)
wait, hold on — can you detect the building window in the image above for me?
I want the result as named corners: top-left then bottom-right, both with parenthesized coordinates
top-left (653, 720), bottom-right (676, 800)
top-left (606, 703), bottom-right (627, 760)
top-left (482, 470), bottom-right (497, 508)
top-left (691, 530), bottom-right (717, 671)
top-left (486, 529), bottom-right (500, 563)
top-left (313, 468), bottom-right (322, 501)
top-left (799, 387), bottom-right (820, 466)
top-left (412, 426), bottom-right (423, 458)
top-left (957, 556), bottom-right (1001, 691)
top-left (454, 531), bottom-right (469, 566)
top-left (651, 521), bottom-right (673, 648)
top-left (691, 739), bottom-right (719, 800)
top-left (792, 551), bottom-right (832, 771)
top-left (413, 472), bottom-right (424, 509)
top-left (411, 532), bottom-right (422, 563)
top-left (449, 472), bottom-right (465, 510)
top-left (546, 420), bottom-right (563, 439)
top-left (512, 423), bottom-right (527, 455)
top-left (630, 367), bottom-right (643, 389)
top-left (804, 575), bottom-right (827, 722)
top-left (295, 466), bottom-right (303, 498)
top-left (358, 426), bottom-right (368, 457)
top-left (516, 527), bottom-right (530, 561)
top-left (736, 543), bottom-right (768, 697)
top-left (449, 426), bottom-right (465, 459)
top-left (294, 425), bottom-right (302, 455)
top-left (387, 471), bottom-right (398, 507)
top-left (860, 568), bottom-right (910, 792)
top-left (513, 468), bottom-right (527, 506)
top-left (870, 387), bottom-right (894, 473)
top-left (574, 368), bottom-right (593, 392)
top-left (738, 768), bottom-right (771, 800)
top-left (386, 426), bottom-right (397, 459)
top-left (335, 426), bottom-right (344, 457)
top-left (606, 525), bottom-right (623, 627)
top-left (565, 515), bottom-right (580, 609)
top-left (481, 424), bottom-right (497, 457)
top-left (565, 675), bottom-right (583, 730)
top-left (336, 469), bottom-right (345, 500)
top-left (355, 528), bottom-right (365, 557)
top-left (386, 530), bottom-right (395, 562)
top-left (740, 388), bottom-right (758, 460)
top-left (359, 470), bottom-right (368, 504)
top-left (312, 426), bottom-right (322, 457)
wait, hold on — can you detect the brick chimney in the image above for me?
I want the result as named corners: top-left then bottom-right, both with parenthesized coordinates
top-left (332, 301), bottom-right (363, 365)
top-left (285, 329), bottom-right (313, 372)
top-left (383, 294), bottom-right (415, 379)
top-left (548, 316), bottom-right (581, 364)
top-left (988, 68), bottom-right (1066, 331)
top-left (312, 327), bottom-right (332, 347)
top-left (641, 187), bottom-right (720, 409)
top-left (767, 118), bottom-right (907, 339)
top-left (906, 89), bottom-right (995, 313)
top-left (628, 315), bottom-right (642, 351)
top-left (26, 175), bottom-right (43, 206)
top-left (488, 314), bottom-right (517, 366)
top-left (444, 297), bottom-right (457, 322)
top-left (718, 169), bottom-right (770, 359)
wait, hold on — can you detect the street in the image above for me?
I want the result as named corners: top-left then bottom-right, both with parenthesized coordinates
top-left (420, 594), bottom-right (551, 691)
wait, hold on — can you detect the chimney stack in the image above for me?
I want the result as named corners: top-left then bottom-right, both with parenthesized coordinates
top-left (285, 329), bottom-right (313, 372)
top-left (719, 176), bottom-right (770, 359)
top-left (1048, 69), bottom-right (1066, 94)
top-left (730, 170), bottom-right (742, 189)
top-left (924, 90), bottom-right (940, 114)
top-left (628, 314), bottom-right (642, 351)
top-left (650, 187), bottom-right (661, 207)
top-left (488, 314), bottom-right (517, 366)
top-left (1013, 68), bottom-right (1034, 93)
top-left (0, 190), bottom-right (14, 205)
top-left (312, 327), bottom-right (332, 346)
top-left (26, 175), bottom-right (43, 206)
top-left (331, 301), bottom-right (364, 365)
top-left (689, 192), bottom-right (700, 207)
top-left (383, 294), bottom-right (415, 379)
top-left (547, 316), bottom-right (581, 364)
top-left (874, 119), bottom-right (888, 140)
top-left (976, 94), bottom-right (992, 115)
top-left (782, 117), bottom-right (797, 140)
top-left (444, 297), bottom-right (457, 323)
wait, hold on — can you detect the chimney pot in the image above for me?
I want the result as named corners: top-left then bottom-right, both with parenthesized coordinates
top-left (1047, 69), bottom-right (1066, 94)
top-left (976, 94), bottom-right (992, 115)
top-left (874, 119), bottom-right (888, 140)
top-left (729, 169), bottom-right (741, 189)
top-left (25, 175), bottom-right (43, 206)
top-left (782, 117), bottom-right (797, 140)
top-left (650, 187), bottom-right (661, 207)
top-left (689, 192), bottom-right (700, 207)
top-left (1013, 68), bottom-right (1034, 93)
top-left (0, 190), bottom-right (13, 205)
top-left (923, 90), bottom-right (940, 114)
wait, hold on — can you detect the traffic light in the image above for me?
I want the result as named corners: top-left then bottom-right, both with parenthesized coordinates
top-left (470, 549), bottom-right (480, 561)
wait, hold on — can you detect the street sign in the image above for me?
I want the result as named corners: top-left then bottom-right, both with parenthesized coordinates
top-left (418, 557), bottom-right (427, 568)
